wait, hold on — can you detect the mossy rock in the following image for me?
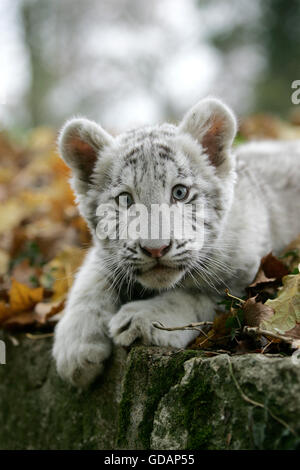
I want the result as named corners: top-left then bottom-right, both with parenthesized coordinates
top-left (0, 332), bottom-right (300, 449)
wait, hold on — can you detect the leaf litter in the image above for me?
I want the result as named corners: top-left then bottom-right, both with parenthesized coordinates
top-left (0, 129), bottom-right (90, 332)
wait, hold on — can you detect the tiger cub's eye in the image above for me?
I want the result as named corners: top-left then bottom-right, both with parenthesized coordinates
top-left (172, 185), bottom-right (189, 201)
top-left (116, 192), bottom-right (134, 208)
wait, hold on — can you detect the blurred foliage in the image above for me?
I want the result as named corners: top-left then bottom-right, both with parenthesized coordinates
top-left (0, 128), bottom-right (90, 329)
top-left (256, 0), bottom-right (300, 114)
top-left (199, 0), bottom-right (300, 115)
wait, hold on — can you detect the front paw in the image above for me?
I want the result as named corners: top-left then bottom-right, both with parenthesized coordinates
top-left (108, 301), bottom-right (195, 348)
top-left (53, 321), bottom-right (111, 388)
top-left (108, 302), bottom-right (152, 347)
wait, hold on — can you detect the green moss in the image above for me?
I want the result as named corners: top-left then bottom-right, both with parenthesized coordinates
top-left (181, 375), bottom-right (213, 449)
top-left (117, 348), bottom-right (145, 446)
top-left (151, 361), bottom-right (214, 450)
top-left (138, 350), bottom-right (197, 448)
top-left (117, 347), bottom-right (198, 448)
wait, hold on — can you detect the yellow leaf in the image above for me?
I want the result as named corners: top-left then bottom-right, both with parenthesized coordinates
top-left (0, 198), bottom-right (31, 234)
top-left (41, 246), bottom-right (85, 301)
top-left (9, 279), bottom-right (44, 314)
top-left (0, 249), bottom-right (9, 276)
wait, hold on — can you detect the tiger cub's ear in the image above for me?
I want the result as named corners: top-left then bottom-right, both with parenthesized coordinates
top-left (180, 97), bottom-right (237, 175)
top-left (58, 118), bottom-right (113, 193)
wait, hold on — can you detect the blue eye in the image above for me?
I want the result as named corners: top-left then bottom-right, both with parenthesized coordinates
top-left (116, 192), bottom-right (134, 208)
top-left (172, 185), bottom-right (189, 201)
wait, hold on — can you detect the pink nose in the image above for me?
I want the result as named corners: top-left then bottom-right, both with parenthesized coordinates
top-left (140, 244), bottom-right (170, 258)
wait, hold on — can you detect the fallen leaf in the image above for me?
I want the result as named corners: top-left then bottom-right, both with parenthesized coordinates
top-left (34, 299), bottom-right (64, 321)
top-left (190, 312), bottom-right (232, 349)
top-left (285, 323), bottom-right (300, 339)
top-left (3, 311), bottom-right (39, 329)
top-left (9, 279), bottom-right (44, 314)
top-left (41, 246), bottom-right (85, 301)
top-left (0, 301), bottom-right (12, 323)
top-left (260, 253), bottom-right (289, 280)
top-left (247, 253), bottom-right (288, 298)
top-left (263, 273), bottom-right (300, 334)
top-left (243, 296), bottom-right (274, 327)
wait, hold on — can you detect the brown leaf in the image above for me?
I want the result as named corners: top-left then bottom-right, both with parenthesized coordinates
top-left (3, 311), bottom-right (38, 329)
top-left (285, 323), bottom-right (300, 340)
top-left (1, 299), bottom-right (64, 330)
top-left (212, 312), bottom-right (231, 336)
top-left (190, 312), bottom-right (232, 349)
top-left (243, 296), bottom-right (274, 327)
top-left (0, 301), bottom-right (12, 323)
top-left (260, 253), bottom-right (289, 280)
top-left (247, 253), bottom-right (289, 298)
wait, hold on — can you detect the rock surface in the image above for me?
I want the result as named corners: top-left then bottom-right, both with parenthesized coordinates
top-left (0, 331), bottom-right (300, 449)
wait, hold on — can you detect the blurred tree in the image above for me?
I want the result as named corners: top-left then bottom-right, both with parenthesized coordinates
top-left (255, 0), bottom-right (300, 114)
top-left (22, 0), bottom-right (54, 126)
top-left (201, 0), bottom-right (300, 115)
top-left (19, 0), bottom-right (179, 129)
top-left (21, 0), bottom-right (97, 126)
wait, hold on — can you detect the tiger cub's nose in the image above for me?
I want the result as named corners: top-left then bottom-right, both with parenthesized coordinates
top-left (140, 243), bottom-right (171, 258)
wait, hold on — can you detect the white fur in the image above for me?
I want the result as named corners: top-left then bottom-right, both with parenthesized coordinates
top-left (109, 290), bottom-right (216, 348)
top-left (53, 247), bottom-right (116, 387)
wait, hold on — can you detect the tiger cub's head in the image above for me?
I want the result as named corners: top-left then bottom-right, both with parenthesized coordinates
top-left (59, 97), bottom-right (237, 290)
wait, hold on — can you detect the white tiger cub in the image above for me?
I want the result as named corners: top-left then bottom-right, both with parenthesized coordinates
top-left (53, 97), bottom-right (300, 387)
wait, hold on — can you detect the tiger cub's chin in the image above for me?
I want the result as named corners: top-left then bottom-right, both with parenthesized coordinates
top-left (137, 265), bottom-right (185, 290)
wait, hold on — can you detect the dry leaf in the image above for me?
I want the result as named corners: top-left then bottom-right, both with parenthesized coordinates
top-left (34, 300), bottom-right (64, 320)
top-left (41, 246), bottom-right (85, 301)
top-left (190, 312), bottom-right (232, 349)
top-left (285, 323), bottom-right (300, 339)
top-left (243, 296), bottom-right (274, 327)
top-left (9, 279), bottom-right (44, 314)
top-left (0, 301), bottom-right (12, 323)
top-left (263, 273), bottom-right (300, 334)
top-left (247, 252), bottom-right (288, 298)
top-left (3, 311), bottom-right (39, 329)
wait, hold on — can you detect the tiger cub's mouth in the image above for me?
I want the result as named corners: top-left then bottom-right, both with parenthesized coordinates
top-left (135, 261), bottom-right (185, 289)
